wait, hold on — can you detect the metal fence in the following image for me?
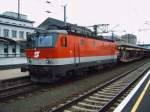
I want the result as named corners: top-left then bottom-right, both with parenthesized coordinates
top-left (0, 53), bottom-right (25, 58)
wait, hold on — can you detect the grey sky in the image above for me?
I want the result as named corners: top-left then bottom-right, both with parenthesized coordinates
top-left (0, 0), bottom-right (150, 43)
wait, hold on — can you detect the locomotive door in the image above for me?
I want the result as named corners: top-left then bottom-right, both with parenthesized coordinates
top-left (73, 38), bottom-right (80, 66)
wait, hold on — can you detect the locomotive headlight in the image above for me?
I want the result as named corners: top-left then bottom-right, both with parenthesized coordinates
top-left (45, 59), bottom-right (50, 64)
top-left (28, 59), bottom-right (31, 63)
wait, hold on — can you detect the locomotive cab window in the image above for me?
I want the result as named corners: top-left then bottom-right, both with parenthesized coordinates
top-left (27, 33), bottom-right (58, 48)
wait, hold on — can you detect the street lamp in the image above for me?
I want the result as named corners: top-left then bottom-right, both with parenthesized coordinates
top-left (46, 0), bottom-right (67, 26)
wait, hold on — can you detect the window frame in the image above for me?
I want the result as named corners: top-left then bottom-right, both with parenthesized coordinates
top-left (19, 31), bottom-right (24, 39)
top-left (12, 30), bottom-right (17, 38)
top-left (3, 29), bottom-right (9, 37)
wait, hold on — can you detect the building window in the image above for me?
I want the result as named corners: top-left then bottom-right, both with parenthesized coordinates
top-left (4, 47), bottom-right (8, 53)
top-left (20, 44), bottom-right (26, 56)
top-left (12, 45), bottom-right (16, 57)
top-left (19, 31), bottom-right (24, 39)
top-left (26, 32), bottom-right (30, 38)
top-left (3, 29), bottom-right (9, 37)
top-left (0, 28), bottom-right (1, 36)
top-left (20, 48), bottom-right (24, 53)
top-left (4, 44), bottom-right (8, 57)
top-left (12, 30), bottom-right (17, 38)
top-left (12, 48), bottom-right (16, 53)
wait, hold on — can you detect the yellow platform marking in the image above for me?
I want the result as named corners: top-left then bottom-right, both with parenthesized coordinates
top-left (131, 80), bottom-right (150, 112)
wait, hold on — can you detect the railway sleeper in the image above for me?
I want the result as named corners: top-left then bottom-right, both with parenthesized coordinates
top-left (110, 84), bottom-right (127, 88)
top-left (64, 110), bottom-right (72, 112)
top-left (112, 82), bottom-right (128, 86)
top-left (78, 102), bottom-right (102, 109)
top-left (82, 100), bottom-right (101, 106)
top-left (105, 85), bottom-right (123, 89)
top-left (109, 106), bottom-right (116, 111)
top-left (89, 96), bottom-right (109, 104)
top-left (92, 95), bottom-right (111, 101)
top-left (70, 105), bottom-right (97, 112)
top-left (84, 98), bottom-right (102, 104)
top-left (98, 91), bottom-right (117, 95)
top-left (94, 93), bottom-right (113, 99)
top-left (117, 99), bottom-right (123, 102)
top-left (102, 88), bottom-right (120, 93)
top-left (108, 84), bottom-right (126, 87)
top-left (113, 102), bottom-right (121, 106)
top-left (104, 87), bottom-right (122, 91)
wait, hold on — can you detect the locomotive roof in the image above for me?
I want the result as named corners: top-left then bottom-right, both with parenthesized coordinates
top-left (35, 29), bottom-right (68, 34)
top-left (37, 17), bottom-right (114, 42)
top-left (38, 18), bottom-right (93, 35)
top-left (31, 30), bottom-right (114, 43)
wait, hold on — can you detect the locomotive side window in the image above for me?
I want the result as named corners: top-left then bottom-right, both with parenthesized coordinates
top-left (61, 37), bottom-right (67, 47)
top-left (80, 39), bottom-right (84, 45)
top-left (93, 40), bottom-right (96, 47)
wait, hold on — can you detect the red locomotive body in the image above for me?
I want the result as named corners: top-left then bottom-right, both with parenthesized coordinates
top-left (25, 30), bottom-right (118, 82)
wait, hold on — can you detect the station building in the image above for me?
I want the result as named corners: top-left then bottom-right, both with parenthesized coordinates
top-left (0, 11), bottom-right (35, 66)
top-left (0, 11), bottom-right (35, 57)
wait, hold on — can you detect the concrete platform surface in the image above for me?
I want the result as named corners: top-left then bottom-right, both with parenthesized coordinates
top-left (136, 80), bottom-right (150, 112)
top-left (0, 68), bottom-right (29, 80)
top-left (114, 69), bottom-right (150, 112)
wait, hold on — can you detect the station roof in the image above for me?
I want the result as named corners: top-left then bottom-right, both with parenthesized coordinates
top-left (116, 42), bottom-right (150, 51)
top-left (116, 42), bottom-right (146, 49)
top-left (38, 17), bottom-right (69, 29)
top-left (0, 14), bottom-right (34, 23)
top-left (0, 21), bottom-right (35, 30)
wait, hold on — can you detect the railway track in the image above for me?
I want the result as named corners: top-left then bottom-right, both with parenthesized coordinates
top-left (0, 76), bottom-right (40, 101)
top-left (50, 62), bottom-right (149, 112)
top-left (0, 76), bottom-right (30, 90)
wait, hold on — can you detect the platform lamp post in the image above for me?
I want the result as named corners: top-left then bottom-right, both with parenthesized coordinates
top-left (46, 0), bottom-right (67, 26)
top-left (62, 5), bottom-right (67, 26)
top-left (18, 0), bottom-right (20, 19)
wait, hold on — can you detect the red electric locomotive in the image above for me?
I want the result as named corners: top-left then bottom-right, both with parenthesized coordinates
top-left (23, 27), bottom-right (118, 83)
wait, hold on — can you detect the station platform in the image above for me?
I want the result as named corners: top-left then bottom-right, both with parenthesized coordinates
top-left (0, 57), bottom-right (27, 66)
top-left (0, 68), bottom-right (29, 81)
top-left (114, 70), bottom-right (150, 112)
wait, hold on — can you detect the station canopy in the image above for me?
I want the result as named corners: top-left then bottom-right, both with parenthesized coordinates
top-left (0, 37), bottom-right (16, 44)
